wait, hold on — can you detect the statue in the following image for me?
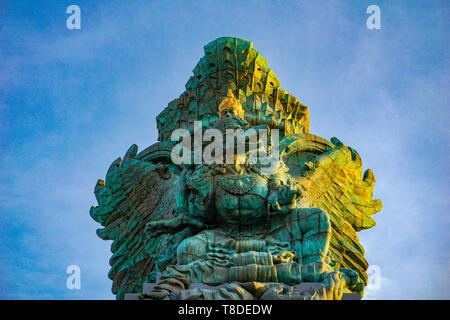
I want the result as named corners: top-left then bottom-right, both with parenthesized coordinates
top-left (90, 37), bottom-right (383, 300)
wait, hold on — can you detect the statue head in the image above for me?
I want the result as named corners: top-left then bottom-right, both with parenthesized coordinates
top-left (214, 89), bottom-right (248, 132)
top-left (218, 89), bottom-right (245, 119)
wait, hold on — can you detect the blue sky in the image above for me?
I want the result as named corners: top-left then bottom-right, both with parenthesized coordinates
top-left (0, 0), bottom-right (448, 299)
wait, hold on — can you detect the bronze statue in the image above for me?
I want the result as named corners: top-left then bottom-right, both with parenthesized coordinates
top-left (90, 37), bottom-right (382, 300)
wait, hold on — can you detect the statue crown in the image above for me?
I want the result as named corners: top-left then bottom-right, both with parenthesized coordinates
top-left (218, 89), bottom-right (245, 119)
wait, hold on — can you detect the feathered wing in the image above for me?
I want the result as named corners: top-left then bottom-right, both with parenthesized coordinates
top-left (90, 143), bottom-right (181, 299)
top-left (281, 134), bottom-right (383, 291)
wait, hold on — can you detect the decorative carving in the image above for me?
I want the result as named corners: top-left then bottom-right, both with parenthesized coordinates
top-left (90, 37), bottom-right (382, 300)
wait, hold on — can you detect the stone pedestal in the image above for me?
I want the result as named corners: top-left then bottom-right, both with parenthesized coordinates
top-left (124, 280), bottom-right (360, 300)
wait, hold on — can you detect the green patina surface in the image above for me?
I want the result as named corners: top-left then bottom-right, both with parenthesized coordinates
top-left (90, 37), bottom-right (383, 300)
top-left (157, 37), bottom-right (309, 143)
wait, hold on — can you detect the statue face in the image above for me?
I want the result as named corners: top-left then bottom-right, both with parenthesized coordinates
top-left (221, 109), bottom-right (236, 118)
top-left (216, 109), bottom-right (248, 130)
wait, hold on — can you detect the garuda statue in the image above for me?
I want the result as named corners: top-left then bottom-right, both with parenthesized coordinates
top-left (90, 37), bottom-right (383, 300)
